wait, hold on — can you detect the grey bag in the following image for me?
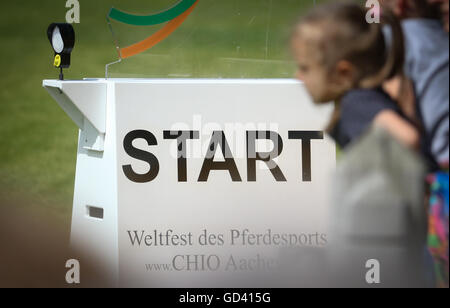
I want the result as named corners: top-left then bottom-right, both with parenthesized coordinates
top-left (330, 127), bottom-right (429, 287)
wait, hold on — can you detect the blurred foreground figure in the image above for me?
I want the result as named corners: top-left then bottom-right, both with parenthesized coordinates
top-left (381, 0), bottom-right (449, 165)
top-left (381, 0), bottom-right (449, 287)
top-left (427, 0), bottom-right (448, 31)
top-left (426, 167), bottom-right (449, 287)
top-left (0, 202), bottom-right (109, 288)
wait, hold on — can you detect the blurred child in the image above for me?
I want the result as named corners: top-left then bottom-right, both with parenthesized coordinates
top-left (291, 1), bottom-right (419, 150)
top-left (291, 0), bottom-right (448, 287)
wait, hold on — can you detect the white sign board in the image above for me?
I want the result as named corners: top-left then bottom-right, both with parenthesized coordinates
top-left (44, 79), bottom-right (335, 287)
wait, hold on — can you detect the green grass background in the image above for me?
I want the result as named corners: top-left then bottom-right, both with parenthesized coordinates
top-left (0, 0), bottom-right (326, 229)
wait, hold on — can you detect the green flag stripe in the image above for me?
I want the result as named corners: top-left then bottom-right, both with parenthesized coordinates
top-left (108, 0), bottom-right (197, 26)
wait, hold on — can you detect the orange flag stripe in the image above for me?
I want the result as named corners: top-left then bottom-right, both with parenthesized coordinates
top-left (120, 0), bottom-right (199, 59)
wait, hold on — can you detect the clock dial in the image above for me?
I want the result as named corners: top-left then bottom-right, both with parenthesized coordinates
top-left (52, 27), bottom-right (64, 54)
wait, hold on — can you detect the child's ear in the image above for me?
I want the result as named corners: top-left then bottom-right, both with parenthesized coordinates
top-left (334, 60), bottom-right (356, 88)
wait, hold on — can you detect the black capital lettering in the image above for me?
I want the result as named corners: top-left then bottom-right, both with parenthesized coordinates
top-left (163, 131), bottom-right (200, 182)
top-left (247, 131), bottom-right (287, 182)
top-left (198, 131), bottom-right (242, 182)
top-left (288, 131), bottom-right (324, 182)
top-left (122, 130), bottom-right (160, 183)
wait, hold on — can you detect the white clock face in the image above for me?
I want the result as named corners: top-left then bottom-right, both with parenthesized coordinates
top-left (52, 27), bottom-right (64, 54)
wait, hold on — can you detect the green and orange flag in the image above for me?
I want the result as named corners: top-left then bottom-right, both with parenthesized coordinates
top-left (107, 0), bottom-right (199, 59)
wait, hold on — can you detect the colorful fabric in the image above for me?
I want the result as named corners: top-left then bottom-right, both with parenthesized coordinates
top-left (427, 162), bottom-right (449, 288)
